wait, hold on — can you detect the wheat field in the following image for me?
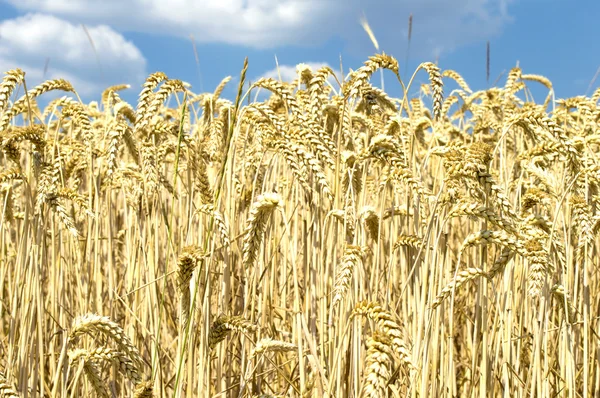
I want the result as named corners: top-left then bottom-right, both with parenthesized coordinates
top-left (0, 53), bottom-right (598, 397)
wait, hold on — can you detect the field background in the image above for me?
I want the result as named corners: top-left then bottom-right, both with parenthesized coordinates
top-left (0, 50), bottom-right (599, 398)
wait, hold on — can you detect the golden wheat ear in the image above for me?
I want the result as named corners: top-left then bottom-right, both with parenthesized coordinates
top-left (0, 371), bottom-right (20, 398)
top-left (353, 301), bottom-right (415, 370)
top-left (0, 69), bottom-right (25, 114)
top-left (241, 192), bottom-right (281, 268)
top-left (361, 331), bottom-right (395, 397)
top-left (69, 349), bottom-right (110, 398)
top-left (0, 78), bottom-right (75, 132)
top-left (177, 245), bottom-right (205, 330)
top-left (208, 315), bottom-right (257, 350)
top-left (70, 314), bottom-right (144, 370)
top-left (133, 380), bottom-right (154, 398)
top-left (419, 62), bottom-right (443, 121)
top-left (344, 53), bottom-right (400, 99)
top-left (331, 244), bottom-right (363, 307)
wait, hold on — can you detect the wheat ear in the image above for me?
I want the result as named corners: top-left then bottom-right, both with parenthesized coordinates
top-left (133, 380), bottom-right (154, 398)
top-left (208, 315), bottom-right (257, 349)
top-left (242, 192), bottom-right (281, 268)
top-left (69, 349), bottom-right (110, 398)
top-left (419, 62), bottom-right (444, 121)
top-left (331, 245), bottom-right (364, 307)
top-left (177, 245), bottom-right (204, 331)
top-left (70, 314), bottom-right (143, 369)
top-left (0, 372), bottom-right (19, 398)
top-left (353, 301), bottom-right (415, 369)
top-left (361, 331), bottom-right (395, 398)
top-left (0, 69), bottom-right (25, 115)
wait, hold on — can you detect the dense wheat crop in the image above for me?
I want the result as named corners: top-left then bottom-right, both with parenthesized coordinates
top-left (0, 53), bottom-right (598, 397)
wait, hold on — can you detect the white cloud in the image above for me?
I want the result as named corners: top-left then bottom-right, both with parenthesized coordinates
top-left (2, 0), bottom-right (515, 56)
top-left (3, 0), bottom-right (329, 48)
top-left (0, 13), bottom-right (146, 98)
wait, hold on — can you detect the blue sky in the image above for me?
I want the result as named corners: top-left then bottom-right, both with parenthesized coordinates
top-left (0, 0), bottom-right (597, 106)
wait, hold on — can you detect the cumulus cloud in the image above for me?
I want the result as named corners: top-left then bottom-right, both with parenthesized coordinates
top-left (0, 13), bottom-right (146, 98)
top-left (2, 0), bottom-right (329, 48)
top-left (2, 0), bottom-right (515, 56)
